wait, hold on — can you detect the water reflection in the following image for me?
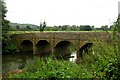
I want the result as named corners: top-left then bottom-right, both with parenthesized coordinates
top-left (2, 53), bottom-right (34, 74)
top-left (69, 51), bottom-right (77, 63)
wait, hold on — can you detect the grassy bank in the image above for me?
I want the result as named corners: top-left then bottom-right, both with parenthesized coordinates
top-left (7, 40), bottom-right (120, 79)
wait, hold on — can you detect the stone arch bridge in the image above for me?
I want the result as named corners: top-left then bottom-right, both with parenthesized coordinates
top-left (12, 32), bottom-right (111, 58)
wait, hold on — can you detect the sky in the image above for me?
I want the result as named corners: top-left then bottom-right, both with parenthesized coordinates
top-left (5, 0), bottom-right (120, 27)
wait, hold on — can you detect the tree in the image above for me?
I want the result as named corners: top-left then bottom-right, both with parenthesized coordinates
top-left (100, 25), bottom-right (108, 31)
top-left (2, 1), bottom-right (17, 54)
top-left (108, 14), bottom-right (120, 79)
top-left (109, 25), bottom-right (113, 30)
top-left (80, 25), bottom-right (92, 31)
top-left (116, 15), bottom-right (120, 32)
top-left (114, 15), bottom-right (120, 54)
top-left (92, 26), bottom-right (94, 30)
top-left (16, 25), bottom-right (20, 30)
top-left (39, 21), bottom-right (46, 31)
top-left (53, 26), bottom-right (59, 31)
top-left (26, 25), bottom-right (31, 30)
top-left (2, 1), bottom-right (10, 37)
top-left (39, 22), bottom-right (42, 31)
top-left (43, 21), bottom-right (46, 30)
top-left (61, 25), bottom-right (68, 31)
top-left (70, 25), bottom-right (77, 31)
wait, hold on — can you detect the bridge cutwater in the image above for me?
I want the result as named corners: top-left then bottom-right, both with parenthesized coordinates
top-left (12, 32), bottom-right (112, 59)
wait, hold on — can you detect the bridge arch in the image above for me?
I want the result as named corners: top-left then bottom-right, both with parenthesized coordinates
top-left (77, 42), bottom-right (93, 58)
top-left (20, 40), bottom-right (33, 53)
top-left (54, 40), bottom-right (75, 59)
top-left (36, 40), bottom-right (52, 57)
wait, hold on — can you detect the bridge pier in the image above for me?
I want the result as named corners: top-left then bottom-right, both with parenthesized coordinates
top-left (51, 48), bottom-right (54, 55)
top-left (33, 47), bottom-right (35, 54)
top-left (76, 50), bottom-right (81, 64)
top-left (33, 38), bottom-right (36, 54)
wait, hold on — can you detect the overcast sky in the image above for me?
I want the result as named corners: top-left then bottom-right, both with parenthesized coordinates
top-left (5, 0), bottom-right (120, 27)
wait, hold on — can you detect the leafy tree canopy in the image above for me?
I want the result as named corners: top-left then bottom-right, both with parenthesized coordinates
top-left (2, 1), bottom-right (17, 54)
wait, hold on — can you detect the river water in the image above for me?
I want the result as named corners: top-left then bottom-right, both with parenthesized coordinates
top-left (2, 52), bottom-right (34, 74)
top-left (2, 52), bottom-right (77, 74)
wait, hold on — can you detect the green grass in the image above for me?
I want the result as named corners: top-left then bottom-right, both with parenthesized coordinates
top-left (8, 57), bottom-right (93, 78)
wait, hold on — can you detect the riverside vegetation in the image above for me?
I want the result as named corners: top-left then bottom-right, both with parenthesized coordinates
top-left (8, 37), bottom-right (120, 79)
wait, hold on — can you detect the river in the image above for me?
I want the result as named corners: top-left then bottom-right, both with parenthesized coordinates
top-left (2, 52), bottom-right (34, 74)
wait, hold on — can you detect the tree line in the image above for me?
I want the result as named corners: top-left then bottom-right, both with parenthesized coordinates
top-left (10, 23), bottom-right (114, 31)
